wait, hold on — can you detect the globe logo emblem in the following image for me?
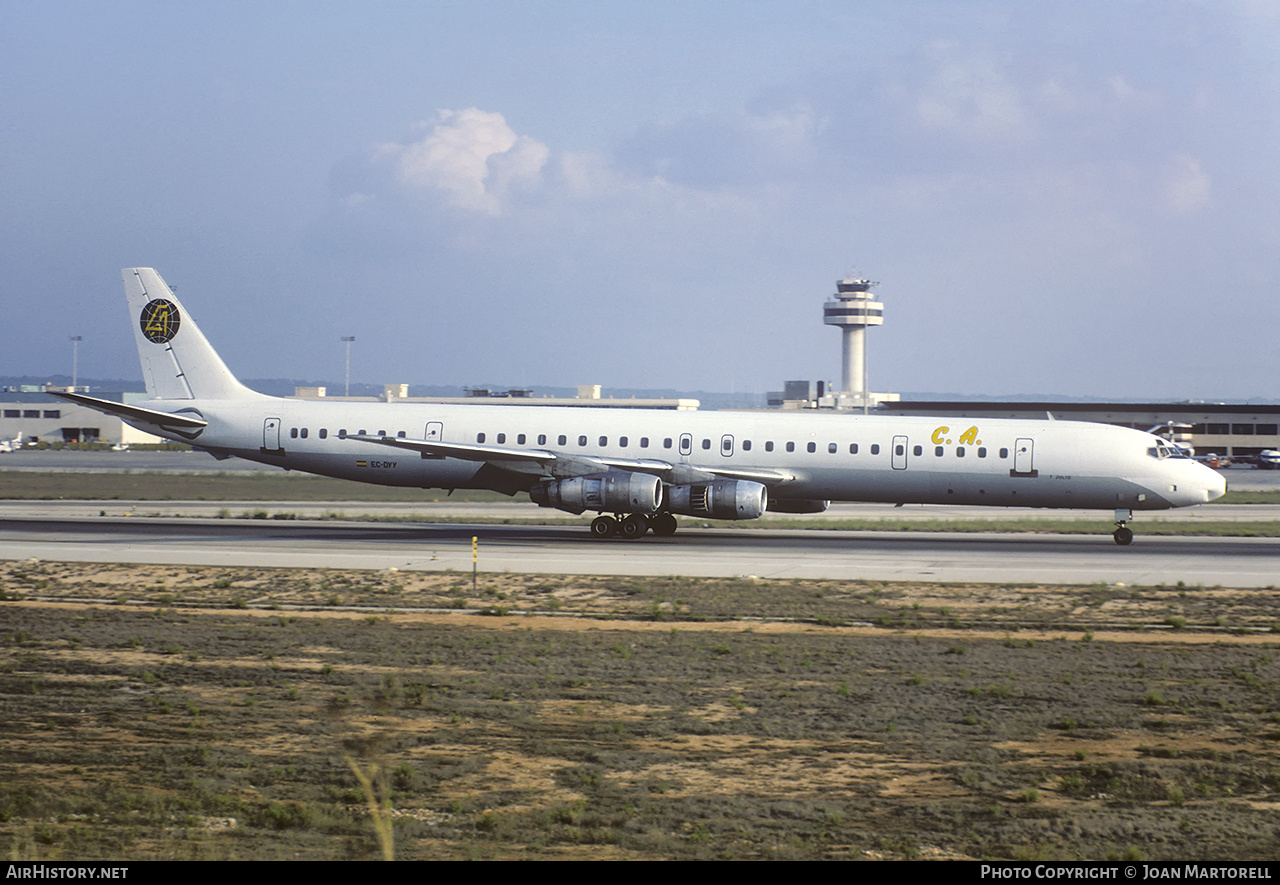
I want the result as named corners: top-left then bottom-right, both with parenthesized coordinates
top-left (140, 299), bottom-right (181, 343)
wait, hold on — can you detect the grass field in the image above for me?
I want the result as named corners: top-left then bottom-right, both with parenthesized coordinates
top-left (3, 561), bottom-right (1279, 860)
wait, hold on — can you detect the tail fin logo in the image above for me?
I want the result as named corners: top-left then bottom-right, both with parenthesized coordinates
top-left (140, 299), bottom-right (181, 343)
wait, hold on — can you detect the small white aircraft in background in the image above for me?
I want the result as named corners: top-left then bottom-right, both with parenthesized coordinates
top-left (0, 433), bottom-right (23, 454)
top-left (56, 268), bottom-right (1226, 545)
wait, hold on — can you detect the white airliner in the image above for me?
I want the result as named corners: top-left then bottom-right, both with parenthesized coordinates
top-left (57, 268), bottom-right (1226, 545)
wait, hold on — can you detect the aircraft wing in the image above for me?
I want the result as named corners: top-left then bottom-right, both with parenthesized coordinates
top-left (350, 435), bottom-right (553, 464)
top-left (348, 435), bottom-right (795, 484)
top-left (49, 392), bottom-right (209, 430)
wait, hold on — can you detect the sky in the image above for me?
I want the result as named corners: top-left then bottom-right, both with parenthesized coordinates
top-left (3, 0), bottom-right (1279, 402)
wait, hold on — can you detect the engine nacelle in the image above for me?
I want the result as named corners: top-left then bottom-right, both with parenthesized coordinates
top-left (767, 498), bottom-right (829, 514)
top-left (667, 479), bottom-right (767, 520)
top-left (530, 473), bottom-right (662, 516)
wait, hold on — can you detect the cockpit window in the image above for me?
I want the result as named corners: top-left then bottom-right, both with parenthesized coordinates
top-left (1147, 442), bottom-right (1188, 460)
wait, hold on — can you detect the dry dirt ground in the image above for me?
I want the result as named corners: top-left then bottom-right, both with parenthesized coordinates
top-left (2, 559), bottom-right (1278, 861)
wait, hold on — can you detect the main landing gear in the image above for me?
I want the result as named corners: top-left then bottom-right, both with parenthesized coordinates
top-left (1113, 508), bottom-right (1134, 546)
top-left (589, 512), bottom-right (678, 540)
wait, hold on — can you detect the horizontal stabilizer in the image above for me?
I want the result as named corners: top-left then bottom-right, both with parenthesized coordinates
top-left (50, 391), bottom-right (208, 430)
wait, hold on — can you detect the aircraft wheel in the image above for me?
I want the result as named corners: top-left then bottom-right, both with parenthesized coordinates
top-left (650, 513), bottom-right (678, 537)
top-left (620, 514), bottom-right (649, 539)
top-left (590, 515), bottom-right (618, 539)
top-left (1113, 526), bottom-right (1134, 546)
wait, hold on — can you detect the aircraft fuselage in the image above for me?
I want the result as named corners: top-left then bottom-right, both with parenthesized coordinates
top-left (153, 398), bottom-right (1223, 512)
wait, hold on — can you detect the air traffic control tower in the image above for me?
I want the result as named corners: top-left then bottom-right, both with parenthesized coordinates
top-left (823, 273), bottom-right (883, 409)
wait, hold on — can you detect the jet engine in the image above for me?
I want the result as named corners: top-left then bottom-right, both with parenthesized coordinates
top-left (667, 479), bottom-right (767, 520)
top-left (530, 473), bottom-right (662, 515)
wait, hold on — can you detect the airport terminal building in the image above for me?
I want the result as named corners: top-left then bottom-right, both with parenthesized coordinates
top-left (0, 390), bottom-right (161, 445)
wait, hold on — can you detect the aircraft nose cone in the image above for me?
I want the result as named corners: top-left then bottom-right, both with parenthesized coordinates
top-left (1198, 463), bottom-right (1228, 504)
top-left (1206, 469), bottom-right (1227, 502)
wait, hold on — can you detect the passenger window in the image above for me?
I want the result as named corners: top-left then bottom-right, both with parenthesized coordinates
top-left (290, 428), bottom-right (298, 438)
top-left (397, 431), bottom-right (406, 438)
top-left (913, 445), bottom-right (922, 456)
top-left (377, 430), bottom-right (385, 437)
top-left (999, 448), bottom-right (1009, 458)
top-left (358, 429), bottom-right (367, 436)
top-left (956, 446), bottom-right (965, 457)
top-left (742, 440), bottom-right (751, 452)
top-left (828, 443), bottom-right (837, 454)
top-left (849, 443), bottom-right (858, 454)
top-left (871, 444), bottom-right (880, 455)
top-left (517, 433), bottom-right (526, 445)
top-left (319, 429), bottom-right (327, 439)
top-left (702, 438), bottom-right (712, 450)
top-left (640, 437), bottom-right (649, 448)
top-left (538, 434), bottom-right (546, 445)
top-left (497, 433), bottom-right (506, 444)
top-left (558, 435), bottom-right (567, 446)
top-left (978, 447), bottom-right (987, 458)
top-left (786, 442), bottom-right (795, 453)
top-left (806, 442), bottom-right (816, 453)
top-left (477, 432), bottom-right (485, 443)
top-left (664, 438), bottom-right (673, 449)
top-left (578, 435), bottom-right (588, 446)
top-left (339, 429), bottom-right (347, 439)
top-left (895, 444), bottom-right (905, 456)
top-left (935, 446), bottom-right (944, 456)
top-left (599, 436), bottom-right (608, 446)
top-left (619, 437), bottom-right (628, 447)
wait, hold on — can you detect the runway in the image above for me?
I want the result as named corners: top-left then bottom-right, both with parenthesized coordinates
top-left (3, 514), bottom-right (1278, 587)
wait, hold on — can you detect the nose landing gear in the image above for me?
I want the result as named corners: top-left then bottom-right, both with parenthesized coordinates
top-left (1113, 508), bottom-right (1134, 546)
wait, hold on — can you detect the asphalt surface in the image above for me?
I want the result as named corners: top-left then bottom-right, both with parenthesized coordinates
top-left (3, 513), bottom-right (1278, 587)
top-left (4, 450), bottom-right (1278, 586)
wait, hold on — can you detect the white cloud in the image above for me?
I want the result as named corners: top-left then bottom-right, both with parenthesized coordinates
top-left (1163, 154), bottom-right (1211, 214)
top-left (381, 108), bottom-right (549, 215)
top-left (913, 47), bottom-right (1032, 143)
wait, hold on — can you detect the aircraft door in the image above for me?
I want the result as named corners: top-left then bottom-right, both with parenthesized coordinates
top-left (1012, 438), bottom-right (1036, 476)
top-left (720, 434), bottom-right (734, 457)
top-left (262, 417), bottom-right (282, 453)
top-left (419, 421), bottom-right (445, 459)
top-left (892, 435), bottom-right (909, 470)
top-left (679, 433), bottom-right (693, 458)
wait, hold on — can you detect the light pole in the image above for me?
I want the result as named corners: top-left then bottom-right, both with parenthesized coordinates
top-left (69, 336), bottom-right (82, 391)
top-left (341, 336), bottom-right (355, 396)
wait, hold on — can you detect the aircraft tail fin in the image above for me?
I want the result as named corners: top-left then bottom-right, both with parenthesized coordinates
top-left (124, 268), bottom-right (264, 400)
